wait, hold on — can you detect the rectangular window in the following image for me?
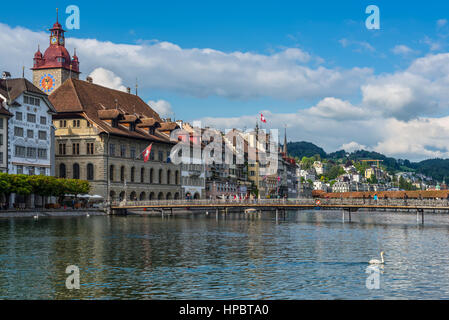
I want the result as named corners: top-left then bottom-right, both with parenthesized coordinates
top-left (87, 143), bottom-right (94, 155)
top-left (38, 149), bottom-right (47, 159)
top-left (72, 143), bottom-right (80, 155)
top-left (0, 118), bottom-right (3, 129)
top-left (27, 147), bottom-right (37, 158)
top-left (17, 165), bottom-right (23, 174)
top-left (120, 145), bottom-right (126, 157)
top-left (59, 120), bottom-right (67, 128)
top-left (109, 144), bottom-right (116, 156)
top-left (14, 127), bottom-right (24, 137)
top-left (0, 152), bottom-right (3, 164)
top-left (27, 114), bottom-right (36, 123)
top-left (16, 112), bottom-right (22, 121)
top-left (40, 167), bottom-right (46, 176)
top-left (59, 143), bottom-right (66, 155)
top-left (28, 167), bottom-right (35, 176)
top-left (24, 95), bottom-right (40, 106)
top-left (0, 134), bottom-right (2, 146)
top-left (130, 148), bottom-right (136, 159)
top-left (158, 151), bottom-right (164, 162)
top-left (40, 116), bottom-right (47, 125)
top-left (15, 145), bottom-right (26, 158)
top-left (73, 120), bottom-right (80, 127)
top-left (38, 131), bottom-right (47, 140)
top-left (27, 130), bottom-right (34, 139)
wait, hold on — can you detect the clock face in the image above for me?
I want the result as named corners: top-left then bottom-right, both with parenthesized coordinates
top-left (59, 37), bottom-right (64, 45)
top-left (39, 74), bottom-right (56, 93)
top-left (51, 36), bottom-right (58, 45)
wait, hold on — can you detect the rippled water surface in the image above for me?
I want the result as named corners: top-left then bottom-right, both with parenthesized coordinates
top-left (1, 210), bottom-right (449, 299)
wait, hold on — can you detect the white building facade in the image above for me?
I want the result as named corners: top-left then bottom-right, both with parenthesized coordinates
top-left (1, 79), bottom-right (56, 176)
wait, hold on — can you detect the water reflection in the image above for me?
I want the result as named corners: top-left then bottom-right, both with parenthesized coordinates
top-left (0, 210), bottom-right (449, 299)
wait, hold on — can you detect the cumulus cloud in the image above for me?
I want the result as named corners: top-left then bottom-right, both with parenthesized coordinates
top-left (307, 97), bottom-right (367, 120)
top-left (340, 142), bottom-right (369, 153)
top-left (148, 100), bottom-right (174, 118)
top-left (361, 53), bottom-right (449, 120)
top-left (88, 68), bottom-right (127, 92)
top-left (4, 22), bottom-right (449, 160)
top-left (0, 23), bottom-right (372, 101)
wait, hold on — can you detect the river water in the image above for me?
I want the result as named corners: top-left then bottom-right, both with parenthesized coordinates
top-left (1, 210), bottom-right (449, 300)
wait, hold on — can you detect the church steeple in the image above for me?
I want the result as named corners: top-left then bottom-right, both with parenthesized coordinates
top-left (283, 127), bottom-right (288, 155)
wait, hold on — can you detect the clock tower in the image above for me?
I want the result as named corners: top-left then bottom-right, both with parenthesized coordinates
top-left (32, 12), bottom-right (80, 94)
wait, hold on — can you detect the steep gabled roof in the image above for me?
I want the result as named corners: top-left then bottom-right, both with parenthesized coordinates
top-left (0, 78), bottom-right (56, 113)
top-left (49, 78), bottom-right (172, 144)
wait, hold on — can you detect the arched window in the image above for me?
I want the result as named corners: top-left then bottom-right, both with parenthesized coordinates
top-left (139, 192), bottom-right (146, 201)
top-left (87, 163), bottom-right (94, 181)
top-left (150, 168), bottom-right (154, 184)
top-left (158, 192), bottom-right (164, 200)
top-left (167, 170), bottom-right (171, 185)
top-left (120, 166), bottom-right (125, 182)
top-left (73, 163), bottom-right (80, 179)
top-left (131, 167), bottom-right (135, 183)
top-left (59, 163), bottom-right (66, 178)
top-left (159, 169), bottom-right (163, 184)
top-left (140, 168), bottom-right (145, 183)
top-left (109, 165), bottom-right (115, 182)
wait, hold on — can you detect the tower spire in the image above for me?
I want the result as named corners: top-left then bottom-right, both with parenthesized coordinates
top-left (56, 8), bottom-right (59, 23)
top-left (283, 126), bottom-right (288, 155)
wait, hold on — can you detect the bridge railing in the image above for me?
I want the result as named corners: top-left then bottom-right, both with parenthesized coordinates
top-left (111, 197), bottom-right (449, 208)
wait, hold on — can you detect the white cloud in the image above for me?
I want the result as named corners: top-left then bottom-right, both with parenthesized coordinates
top-left (4, 22), bottom-right (449, 161)
top-left (339, 38), bottom-right (375, 52)
top-left (307, 97), bottom-right (366, 120)
top-left (148, 100), bottom-right (174, 118)
top-left (392, 45), bottom-right (415, 55)
top-left (0, 23), bottom-right (372, 101)
top-left (88, 68), bottom-right (127, 92)
top-left (340, 142), bottom-right (369, 153)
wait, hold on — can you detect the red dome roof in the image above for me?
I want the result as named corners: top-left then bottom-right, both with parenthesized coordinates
top-left (51, 21), bottom-right (64, 31)
top-left (34, 49), bottom-right (43, 59)
top-left (31, 19), bottom-right (80, 73)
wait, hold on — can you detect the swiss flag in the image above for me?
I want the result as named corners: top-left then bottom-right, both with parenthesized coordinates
top-left (142, 143), bottom-right (153, 163)
top-left (260, 113), bottom-right (267, 123)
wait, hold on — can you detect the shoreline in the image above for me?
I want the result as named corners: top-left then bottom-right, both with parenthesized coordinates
top-left (0, 209), bottom-right (106, 219)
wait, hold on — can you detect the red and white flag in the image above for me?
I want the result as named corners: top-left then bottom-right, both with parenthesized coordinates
top-left (142, 143), bottom-right (153, 163)
top-left (260, 113), bottom-right (267, 123)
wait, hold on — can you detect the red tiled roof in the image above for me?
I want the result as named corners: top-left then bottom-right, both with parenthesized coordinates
top-left (49, 78), bottom-right (172, 144)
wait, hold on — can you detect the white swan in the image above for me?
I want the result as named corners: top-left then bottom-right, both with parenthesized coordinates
top-left (86, 213), bottom-right (90, 218)
top-left (34, 214), bottom-right (39, 220)
top-left (369, 251), bottom-right (385, 265)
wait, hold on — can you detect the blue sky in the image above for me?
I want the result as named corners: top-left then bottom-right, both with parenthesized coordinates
top-left (2, 0), bottom-right (449, 160)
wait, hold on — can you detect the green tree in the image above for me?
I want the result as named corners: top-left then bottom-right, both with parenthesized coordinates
top-left (10, 175), bottom-right (33, 196)
top-left (0, 173), bottom-right (12, 196)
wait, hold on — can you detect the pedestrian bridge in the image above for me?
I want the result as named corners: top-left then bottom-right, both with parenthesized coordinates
top-left (109, 199), bottom-right (449, 223)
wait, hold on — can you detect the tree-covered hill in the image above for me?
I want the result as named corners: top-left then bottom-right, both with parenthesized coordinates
top-left (286, 141), bottom-right (449, 182)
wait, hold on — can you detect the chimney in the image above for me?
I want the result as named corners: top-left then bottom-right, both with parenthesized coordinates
top-left (127, 87), bottom-right (131, 94)
top-left (86, 76), bottom-right (93, 84)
